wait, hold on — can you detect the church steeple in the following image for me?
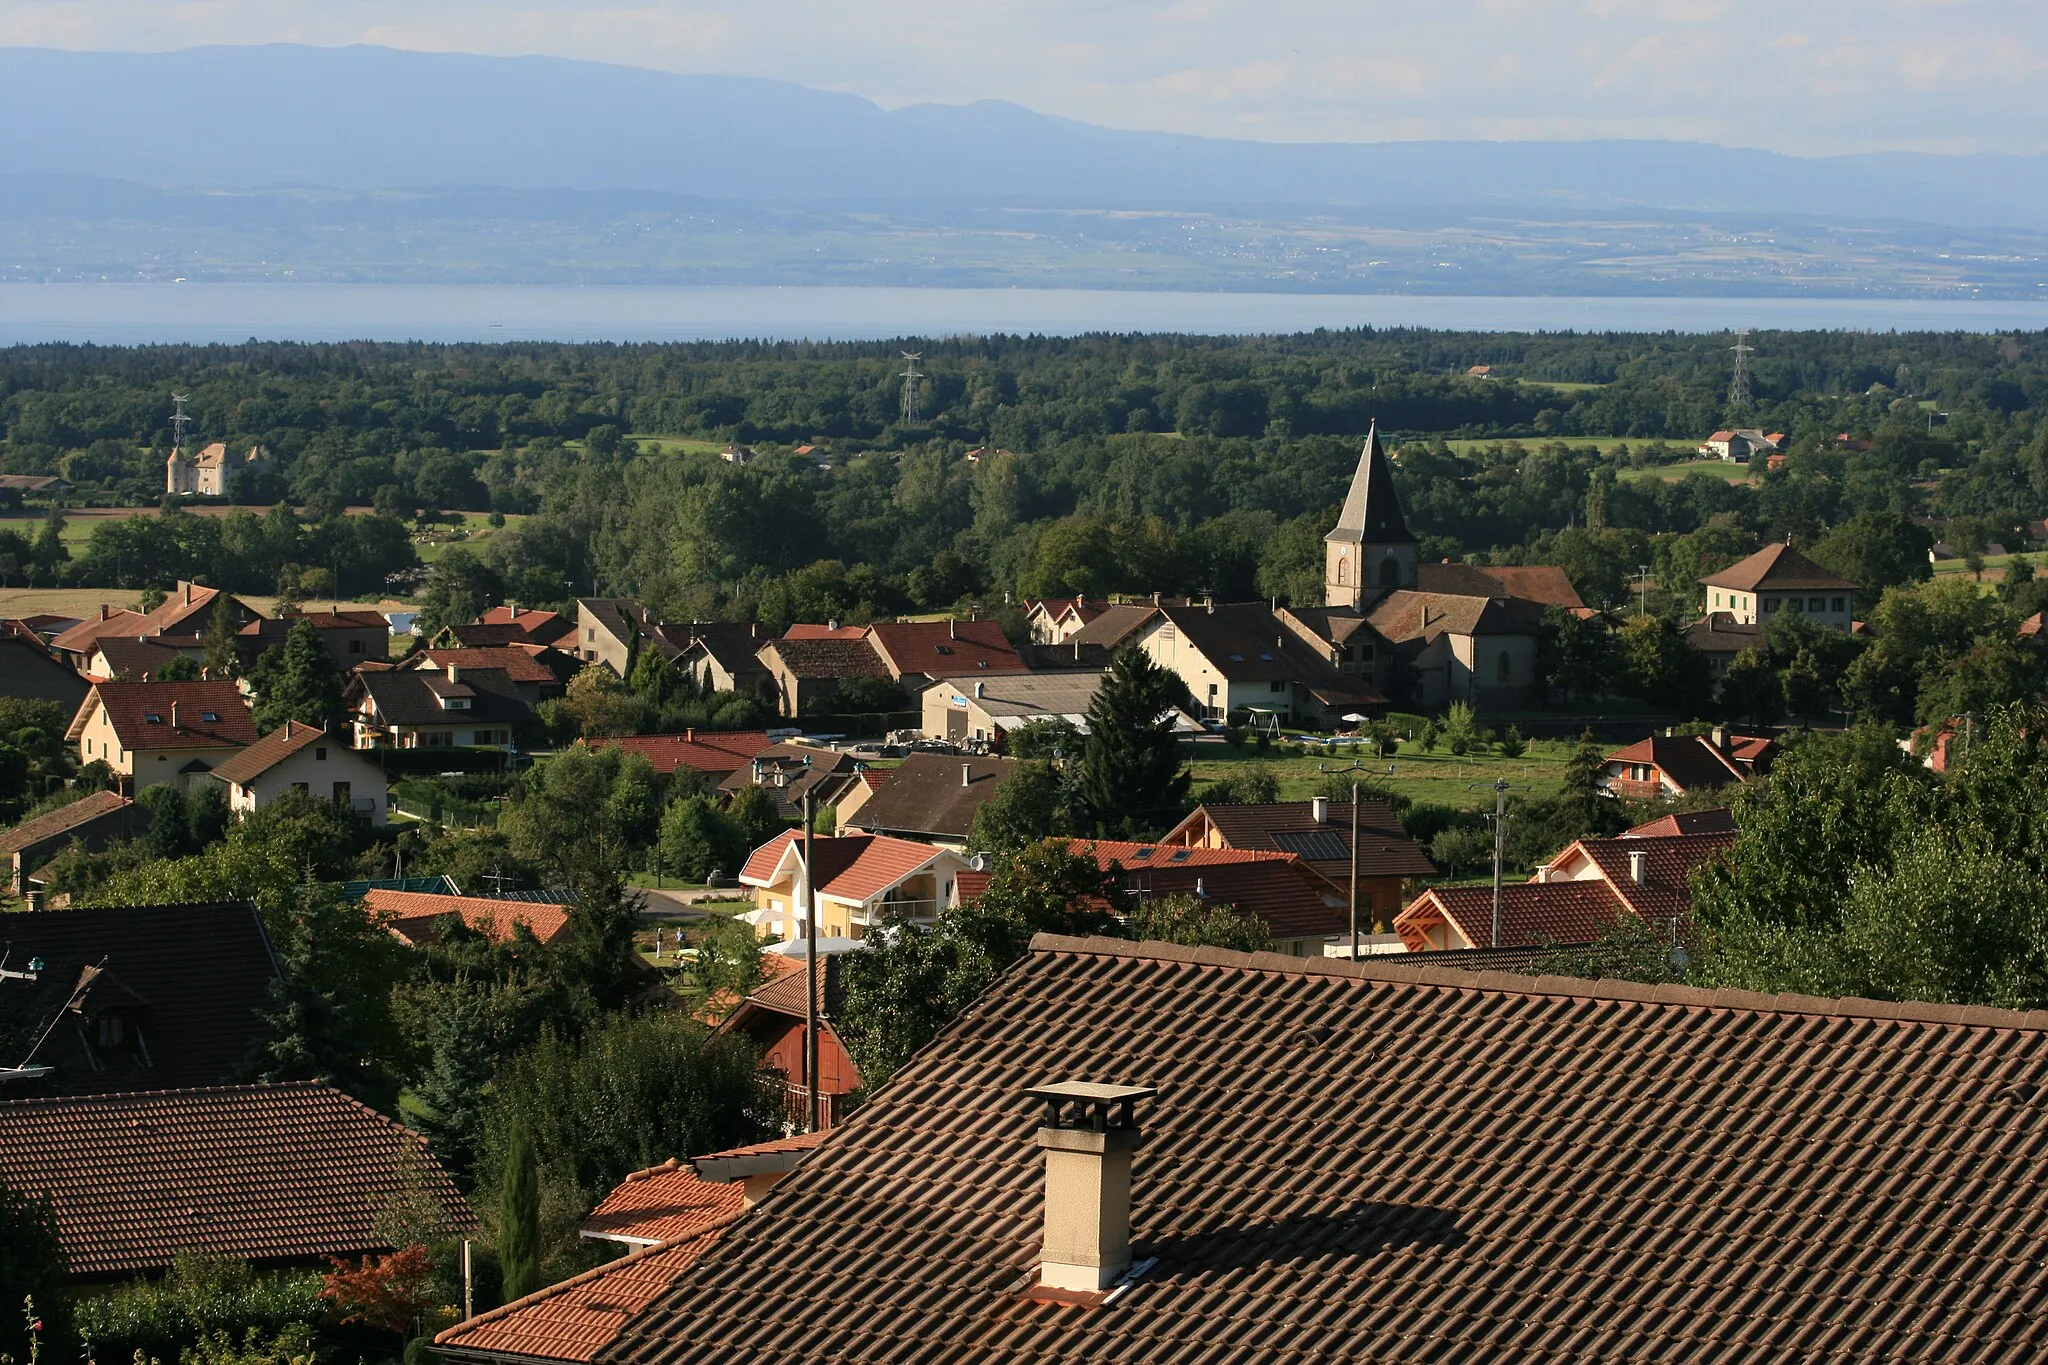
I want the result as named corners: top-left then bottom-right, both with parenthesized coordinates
top-left (1324, 422), bottom-right (1417, 608)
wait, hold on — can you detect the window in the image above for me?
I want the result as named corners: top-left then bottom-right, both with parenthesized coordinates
top-left (1808, 597), bottom-right (1825, 612)
top-left (1336, 558), bottom-right (1349, 586)
top-left (1763, 598), bottom-right (1779, 613)
top-left (935, 644), bottom-right (952, 655)
top-left (1785, 598), bottom-right (1802, 612)
top-left (1713, 591), bottom-right (1721, 607)
top-left (200, 712), bottom-right (219, 722)
top-left (349, 640), bottom-right (364, 654)
top-left (1270, 680), bottom-right (1285, 693)
top-left (144, 712), bottom-right (162, 724)
top-left (1496, 650), bottom-right (1512, 683)
top-left (1832, 597), bottom-right (1846, 613)
top-left (315, 747), bottom-right (327, 760)
top-left (1378, 557), bottom-right (1401, 588)
top-left (1630, 763), bottom-right (1653, 782)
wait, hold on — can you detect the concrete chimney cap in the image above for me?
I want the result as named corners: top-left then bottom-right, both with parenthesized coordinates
top-left (1027, 1080), bottom-right (1156, 1132)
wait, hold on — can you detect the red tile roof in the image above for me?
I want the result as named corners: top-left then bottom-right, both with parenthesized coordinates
top-left (864, 620), bottom-right (1028, 679)
top-left (209, 719), bottom-right (340, 784)
top-left (738, 831), bottom-right (948, 905)
top-left (581, 1160), bottom-right (746, 1246)
top-left (1564, 830), bottom-right (1735, 922)
top-left (1164, 801), bottom-right (1438, 880)
top-left (1604, 733), bottom-right (1772, 793)
top-left (66, 680), bottom-right (258, 752)
top-left (1624, 807), bottom-right (1736, 838)
top-left (1070, 840), bottom-right (1346, 941)
top-left (1396, 879), bottom-right (1626, 950)
top-left (0, 1082), bottom-right (473, 1276)
top-left (608, 932), bottom-right (2048, 1365)
top-left (414, 646), bottom-right (567, 686)
top-left (782, 623), bottom-right (867, 640)
top-left (435, 1236), bottom-right (720, 1364)
top-left (366, 889), bottom-right (574, 946)
top-left (583, 731), bottom-right (775, 776)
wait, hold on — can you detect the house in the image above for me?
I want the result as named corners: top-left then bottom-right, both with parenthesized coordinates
top-left (863, 619), bottom-right (1028, 694)
top-left (1394, 826), bottom-right (1733, 951)
top-left (582, 730), bottom-right (776, 782)
top-left (840, 753), bottom-right (1015, 849)
top-left (1324, 422), bottom-right (1417, 606)
top-left (1623, 806), bottom-right (1736, 838)
top-left (754, 637), bottom-right (892, 718)
top-left (719, 444), bottom-right (753, 464)
top-left (1601, 726), bottom-right (1776, 799)
top-left (1161, 796), bottom-right (1436, 932)
top-left (458, 605), bottom-right (575, 648)
top-left (673, 623), bottom-right (773, 696)
top-left (0, 619), bottom-right (89, 707)
top-left (404, 646), bottom-right (577, 706)
top-left (1362, 590), bottom-right (1545, 708)
top-left (433, 1135), bottom-right (823, 1365)
top-left (1065, 602), bottom-right (1165, 651)
top-left (782, 622), bottom-right (867, 640)
top-left (366, 888), bottom-right (573, 946)
top-left (239, 608), bottom-right (392, 667)
top-left (920, 671), bottom-right (1105, 747)
top-left (1698, 428), bottom-right (1776, 462)
top-left (49, 582), bottom-right (256, 674)
top-left (0, 1081), bottom-right (473, 1280)
top-left (166, 440), bottom-right (265, 497)
top-left (1701, 542), bottom-right (1856, 631)
top-left (81, 634), bottom-right (201, 681)
top-left (737, 830), bottom-right (973, 942)
top-left (575, 597), bottom-right (676, 675)
top-left (714, 959), bottom-right (860, 1131)
top-left (604, 932), bottom-right (2048, 1363)
top-left (65, 680), bottom-right (258, 793)
top-left (210, 721), bottom-right (389, 825)
top-left (1465, 364), bottom-right (1493, 378)
top-left (347, 664), bottom-right (533, 749)
top-left (1683, 612), bottom-right (1770, 679)
top-left (716, 742), bottom-right (865, 821)
top-left (0, 900), bottom-right (279, 1092)
top-left (1, 790), bottom-right (140, 895)
top-left (1131, 601), bottom-right (1382, 726)
top-left (1071, 839), bottom-right (1351, 957)
top-left (1024, 597), bottom-right (1109, 644)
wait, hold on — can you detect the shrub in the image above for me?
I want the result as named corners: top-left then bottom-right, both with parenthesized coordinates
top-left (1498, 725), bottom-right (1528, 760)
top-left (75, 1257), bottom-right (324, 1365)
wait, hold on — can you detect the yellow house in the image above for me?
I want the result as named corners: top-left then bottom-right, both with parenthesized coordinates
top-left (65, 680), bottom-right (259, 794)
top-left (737, 830), bottom-right (972, 943)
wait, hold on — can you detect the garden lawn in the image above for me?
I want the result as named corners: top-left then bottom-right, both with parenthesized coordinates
top-left (1615, 458), bottom-right (1755, 484)
top-left (1188, 736), bottom-right (1572, 810)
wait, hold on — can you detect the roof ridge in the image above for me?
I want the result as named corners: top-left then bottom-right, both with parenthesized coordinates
top-left (1025, 932), bottom-right (2048, 1031)
top-left (0, 1077), bottom-right (327, 1109)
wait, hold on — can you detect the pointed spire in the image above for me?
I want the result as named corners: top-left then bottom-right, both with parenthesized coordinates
top-left (1325, 421), bottom-right (1415, 545)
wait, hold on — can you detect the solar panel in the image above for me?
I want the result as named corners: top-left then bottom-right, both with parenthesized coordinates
top-left (1270, 830), bottom-right (1351, 862)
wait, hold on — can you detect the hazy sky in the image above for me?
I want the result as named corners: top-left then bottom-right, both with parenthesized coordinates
top-left (6, 0), bottom-right (2046, 155)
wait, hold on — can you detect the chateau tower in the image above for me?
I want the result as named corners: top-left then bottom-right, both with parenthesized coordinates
top-left (1324, 421), bottom-right (1416, 609)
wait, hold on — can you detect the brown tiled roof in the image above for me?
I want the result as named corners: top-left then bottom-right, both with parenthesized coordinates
top-left (584, 732), bottom-right (775, 777)
top-left (413, 646), bottom-right (571, 686)
top-left (842, 753), bottom-right (1013, 841)
top-left (351, 668), bottom-right (533, 728)
top-left (1150, 603), bottom-right (1343, 685)
top-left (0, 1082), bottom-right (473, 1276)
top-left (1166, 801), bottom-right (1437, 880)
top-left (1395, 879), bottom-right (1627, 949)
top-left (609, 933), bottom-right (2048, 1365)
top-left (85, 635), bottom-right (195, 680)
top-left (0, 789), bottom-right (133, 855)
top-left (581, 1160), bottom-right (746, 1247)
top-left (1604, 733), bottom-right (1768, 793)
top-left (782, 623), bottom-right (868, 640)
top-left (758, 636), bottom-right (889, 680)
top-left (864, 620), bottom-right (1028, 680)
top-left (1684, 610), bottom-right (1769, 655)
top-left (475, 606), bottom-right (575, 645)
top-left (1415, 562), bottom-right (1585, 609)
top-left (1701, 542), bottom-right (1857, 591)
top-left (209, 719), bottom-right (338, 784)
top-left (735, 953), bottom-right (845, 1021)
top-left (1366, 590), bottom-right (1546, 644)
top-left (436, 1237), bottom-right (720, 1365)
top-left (1624, 807), bottom-right (1736, 838)
top-left (1566, 830), bottom-right (1735, 922)
top-left (0, 900), bottom-right (278, 1096)
top-left (240, 610), bottom-right (390, 644)
top-left (1075, 840), bottom-right (1346, 941)
top-left (66, 681), bottom-right (258, 752)
top-left (1063, 604), bottom-right (1160, 649)
top-left (367, 889), bottom-right (573, 946)
top-left (51, 608), bottom-right (150, 655)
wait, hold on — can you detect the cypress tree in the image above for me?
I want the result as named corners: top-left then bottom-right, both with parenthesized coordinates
top-left (250, 618), bottom-right (345, 733)
top-left (203, 592), bottom-right (241, 678)
top-left (498, 1119), bottom-right (542, 1302)
top-left (1076, 644), bottom-right (1192, 836)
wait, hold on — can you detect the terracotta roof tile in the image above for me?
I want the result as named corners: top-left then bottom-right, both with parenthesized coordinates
top-left (584, 732), bottom-right (775, 777)
top-left (366, 889), bottom-right (573, 946)
top-left (0, 789), bottom-right (133, 855)
top-left (1701, 542), bottom-right (1858, 592)
top-left (66, 681), bottom-right (258, 752)
top-left (581, 1161), bottom-right (746, 1247)
top-left (437, 1237), bottom-right (720, 1364)
top-left (738, 831), bottom-right (949, 906)
top-left (1166, 801), bottom-right (1437, 880)
top-left (209, 720), bottom-right (338, 785)
top-left (1396, 879), bottom-right (1628, 949)
top-left (759, 636), bottom-right (889, 679)
top-left (0, 1082), bottom-right (473, 1276)
top-left (413, 647), bottom-right (571, 686)
top-left (606, 935), bottom-right (2048, 1364)
top-left (864, 620), bottom-right (1028, 679)
top-left (1623, 807), bottom-right (1736, 838)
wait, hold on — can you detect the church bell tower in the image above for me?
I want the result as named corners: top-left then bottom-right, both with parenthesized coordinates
top-left (1324, 421), bottom-right (1417, 609)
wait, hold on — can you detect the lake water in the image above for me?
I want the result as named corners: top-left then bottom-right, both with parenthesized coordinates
top-left (4, 284), bottom-right (2047, 345)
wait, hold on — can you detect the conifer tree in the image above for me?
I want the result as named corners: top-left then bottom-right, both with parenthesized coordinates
top-left (498, 1120), bottom-right (542, 1303)
top-left (1076, 644), bottom-right (1191, 836)
top-left (250, 618), bottom-right (345, 733)
top-left (415, 988), bottom-right (493, 1191)
top-left (203, 592), bottom-right (241, 678)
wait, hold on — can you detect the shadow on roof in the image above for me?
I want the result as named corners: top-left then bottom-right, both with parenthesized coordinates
top-left (1138, 1200), bottom-right (1464, 1270)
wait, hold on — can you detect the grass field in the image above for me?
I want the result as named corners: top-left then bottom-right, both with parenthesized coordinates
top-left (618, 434), bottom-right (729, 457)
top-left (413, 511), bottom-right (525, 564)
top-left (1190, 736), bottom-right (1571, 809)
top-left (1417, 438), bottom-right (1705, 459)
top-left (1616, 458), bottom-right (1756, 484)
top-left (1930, 551), bottom-right (2022, 590)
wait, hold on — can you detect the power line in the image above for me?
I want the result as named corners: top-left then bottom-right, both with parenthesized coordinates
top-left (1727, 328), bottom-right (1754, 411)
top-left (899, 352), bottom-right (924, 425)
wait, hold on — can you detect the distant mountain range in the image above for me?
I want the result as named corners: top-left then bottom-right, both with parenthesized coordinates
top-left (4, 44), bottom-right (2047, 294)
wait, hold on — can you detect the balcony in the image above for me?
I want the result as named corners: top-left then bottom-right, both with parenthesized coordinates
top-left (850, 897), bottom-right (942, 928)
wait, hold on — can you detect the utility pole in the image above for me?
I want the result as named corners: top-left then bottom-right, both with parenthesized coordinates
top-left (801, 785), bottom-right (819, 1134)
top-left (1320, 758), bottom-right (1396, 958)
top-left (1467, 779), bottom-right (1531, 948)
top-left (1635, 564), bottom-right (1651, 618)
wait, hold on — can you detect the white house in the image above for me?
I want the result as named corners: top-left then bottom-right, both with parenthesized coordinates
top-left (737, 830), bottom-right (973, 942)
top-left (208, 720), bottom-right (389, 825)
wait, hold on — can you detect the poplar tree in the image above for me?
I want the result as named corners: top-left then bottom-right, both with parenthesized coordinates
top-left (203, 592), bottom-right (241, 678)
top-left (498, 1120), bottom-right (541, 1303)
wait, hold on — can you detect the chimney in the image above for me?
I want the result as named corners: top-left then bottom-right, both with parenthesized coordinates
top-left (1205, 595), bottom-right (1214, 614)
top-left (1194, 877), bottom-right (1207, 898)
top-left (1628, 850), bottom-right (1650, 886)
top-left (1310, 795), bottom-right (1329, 824)
top-left (828, 618), bottom-right (839, 632)
top-left (1151, 592), bottom-right (1160, 607)
top-left (99, 603), bottom-right (111, 621)
top-left (949, 617), bottom-right (958, 640)
top-left (183, 581), bottom-right (193, 605)
top-left (447, 663), bottom-right (460, 683)
top-left (686, 727), bottom-right (695, 743)
top-left (170, 701), bottom-right (180, 729)
top-left (1027, 1082), bottom-right (1156, 1292)
top-left (1711, 725), bottom-right (1729, 752)
top-left (962, 763), bottom-right (972, 788)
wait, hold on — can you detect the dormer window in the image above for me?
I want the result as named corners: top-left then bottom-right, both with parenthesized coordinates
top-left (935, 645), bottom-right (953, 655)
top-left (200, 712), bottom-right (219, 723)
top-left (442, 696), bottom-right (471, 710)
top-left (144, 712), bottom-right (163, 724)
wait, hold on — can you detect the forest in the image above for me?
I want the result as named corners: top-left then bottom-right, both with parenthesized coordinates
top-left (0, 328), bottom-right (2042, 623)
